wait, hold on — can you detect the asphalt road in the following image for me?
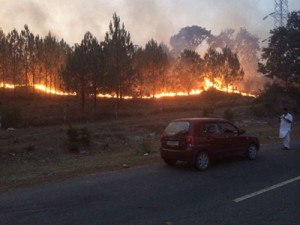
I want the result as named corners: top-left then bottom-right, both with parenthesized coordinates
top-left (1, 141), bottom-right (300, 225)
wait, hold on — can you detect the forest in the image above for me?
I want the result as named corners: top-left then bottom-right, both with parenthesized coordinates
top-left (0, 11), bottom-right (299, 191)
top-left (0, 11), bottom-right (299, 113)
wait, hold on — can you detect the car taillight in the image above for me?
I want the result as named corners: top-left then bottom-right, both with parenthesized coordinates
top-left (186, 135), bottom-right (195, 146)
top-left (160, 134), bottom-right (164, 142)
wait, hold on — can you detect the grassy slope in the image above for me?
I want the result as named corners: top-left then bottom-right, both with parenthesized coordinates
top-left (0, 90), bottom-right (299, 192)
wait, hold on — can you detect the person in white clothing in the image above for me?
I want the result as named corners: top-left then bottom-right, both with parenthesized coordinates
top-left (279, 107), bottom-right (293, 150)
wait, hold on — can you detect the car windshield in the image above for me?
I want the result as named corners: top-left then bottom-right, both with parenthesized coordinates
top-left (164, 121), bottom-right (190, 135)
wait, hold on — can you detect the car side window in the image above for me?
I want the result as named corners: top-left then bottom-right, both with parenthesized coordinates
top-left (203, 123), bottom-right (220, 134)
top-left (219, 122), bottom-right (238, 134)
top-left (164, 121), bottom-right (190, 135)
top-left (194, 122), bottom-right (202, 136)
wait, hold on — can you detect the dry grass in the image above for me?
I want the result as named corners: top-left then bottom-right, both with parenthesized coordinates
top-left (0, 90), bottom-right (299, 192)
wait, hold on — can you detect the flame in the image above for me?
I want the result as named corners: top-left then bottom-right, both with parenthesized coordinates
top-left (0, 78), bottom-right (257, 98)
top-left (203, 78), bottom-right (256, 97)
top-left (141, 78), bottom-right (256, 98)
top-left (97, 93), bottom-right (133, 99)
top-left (142, 89), bottom-right (203, 99)
top-left (1, 83), bottom-right (15, 88)
top-left (34, 84), bottom-right (76, 96)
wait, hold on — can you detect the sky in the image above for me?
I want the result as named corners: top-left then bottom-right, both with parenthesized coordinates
top-left (0, 0), bottom-right (300, 48)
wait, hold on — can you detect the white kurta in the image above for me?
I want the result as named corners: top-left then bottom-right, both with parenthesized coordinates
top-left (279, 113), bottom-right (293, 138)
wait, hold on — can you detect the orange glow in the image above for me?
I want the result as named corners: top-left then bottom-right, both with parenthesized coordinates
top-left (34, 84), bottom-right (76, 96)
top-left (97, 93), bottom-right (133, 99)
top-left (142, 89), bottom-right (203, 99)
top-left (1, 79), bottom-right (257, 98)
top-left (203, 78), bottom-right (257, 97)
top-left (1, 83), bottom-right (15, 88)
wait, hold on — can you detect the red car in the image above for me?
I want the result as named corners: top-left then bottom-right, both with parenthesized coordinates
top-left (160, 118), bottom-right (260, 170)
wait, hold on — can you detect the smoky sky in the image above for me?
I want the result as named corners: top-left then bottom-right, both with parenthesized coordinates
top-left (0, 0), bottom-right (299, 47)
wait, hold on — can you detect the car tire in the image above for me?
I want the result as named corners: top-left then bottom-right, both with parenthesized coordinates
top-left (195, 151), bottom-right (210, 171)
top-left (247, 144), bottom-right (258, 160)
top-left (163, 158), bottom-right (177, 166)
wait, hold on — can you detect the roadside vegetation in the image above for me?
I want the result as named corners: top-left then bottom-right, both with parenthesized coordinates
top-left (0, 89), bottom-right (300, 192)
top-left (0, 11), bottom-right (299, 192)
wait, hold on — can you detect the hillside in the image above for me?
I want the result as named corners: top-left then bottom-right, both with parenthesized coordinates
top-left (0, 89), bottom-right (299, 192)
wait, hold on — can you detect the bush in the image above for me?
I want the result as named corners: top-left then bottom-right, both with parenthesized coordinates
top-left (137, 141), bottom-right (153, 155)
top-left (249, 105), bottom-right (267, 118)
top-left (79, 128), bottom-right (90, 145)
top-left (257, 83), bottom-right (284, 104)
top-left (25, 143), bottom-right (35, 152)
top-left (0, 104), bottom-right (22, 128)
top-left (66, 126), bottom-right (78, 143)
top-left (202, 107), bottom-right (214, 117)
top-left (66, 126), bottom-right (91, 153)
top-left (257, 84), bottom-right (299, 114)
top-left (224, 108), bottom-right (234, 121)
top-left (68, 142), bottom-right (80, 153)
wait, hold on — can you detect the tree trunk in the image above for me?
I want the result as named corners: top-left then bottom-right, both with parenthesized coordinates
top-left (81, 86), bottom-right (85, 113)
top-left (93, 86), bottom-right (97, 118)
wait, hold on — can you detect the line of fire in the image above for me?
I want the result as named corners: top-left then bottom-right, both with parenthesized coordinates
top-left (0, 77), bottom-right (257, 99)
top-left (0, 23), bottom-right (262, 103)
top-left (0, 10), bottom-right (299, 132)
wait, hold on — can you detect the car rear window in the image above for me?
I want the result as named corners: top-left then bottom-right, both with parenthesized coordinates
top-left (164, 121), bottom-right (190, 136)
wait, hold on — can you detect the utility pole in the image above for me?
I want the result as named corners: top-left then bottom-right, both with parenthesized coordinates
top-left (274, 0), bottom-right (289, 28)
top-left (261, 0), bottom-right (289, 43)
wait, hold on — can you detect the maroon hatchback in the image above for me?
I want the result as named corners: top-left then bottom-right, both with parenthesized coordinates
top-left (160, 118), bottom-right (260, 170)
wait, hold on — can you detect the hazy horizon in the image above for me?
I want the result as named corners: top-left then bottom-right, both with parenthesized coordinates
top-left (0, 0), bottom-right (299, 48)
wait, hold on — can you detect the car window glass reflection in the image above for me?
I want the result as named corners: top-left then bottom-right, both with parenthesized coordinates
top-left (220, 122), bottom-right (238, 134)
top-left (164, 121), bottom-right (190, 135)
top-left (204, 123), bottom-right (220, 134)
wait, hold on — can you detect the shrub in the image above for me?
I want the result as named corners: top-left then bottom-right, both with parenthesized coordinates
top-left (25, 143), bottom-right (35, 152)
top-left (68, 142), bottom-right (80, 153)
top-left (137, 141), bottom-right (153, 155)
top-left (249, 105), bottom-right (267, 118)
top-left (202, 107), bottom-right (214, 117)
top-left (257, 83), bottom-right (283, 103)
top-left (256, 84), bottom-right (299, 114)
top-left (66, 126), bottom-right (91, 153)
top-left (224, 108), bottom-right (234, 121)
top-left (0, 104), bottom-right (22, 129)
top-left (79, 128), bottom-right (90, 145)
top-left (66, 126), bottom-right (78, 143)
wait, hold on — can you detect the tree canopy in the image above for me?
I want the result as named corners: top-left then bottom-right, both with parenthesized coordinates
top-left (258, 11), bottom-right (300, 90)
top-left (175, 49), bottom-right (203, 94)
top-left (170, 26), bottom-right (211, 56)
top-left (103, 13), bottom-right (135, 99)
top-left (0, 12), bottom-right (264, 108)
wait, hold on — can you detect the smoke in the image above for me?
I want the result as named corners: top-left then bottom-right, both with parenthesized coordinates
top-left (0, 0), bottom-right (279, 47)
top-left (117, 0), bottom-right (178, 47)
top-left (119, 0), bottom-right (274, 47)
top-left (0, 0), bottom-right (49, 35)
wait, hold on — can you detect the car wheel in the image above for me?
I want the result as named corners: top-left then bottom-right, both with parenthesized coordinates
top-left (195, 151), bottom-right (210, 171)
top-left (163, 158), bottom-right (177, 166)
top-left (247, 144), bottom-right (258, 160)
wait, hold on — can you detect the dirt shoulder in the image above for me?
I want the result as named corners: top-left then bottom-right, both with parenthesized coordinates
top-left (1, 114), bottom-right (299, 193)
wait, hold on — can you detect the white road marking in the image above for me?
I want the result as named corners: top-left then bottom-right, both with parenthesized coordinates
top-left (233, 176), bottom-right (300, 203)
